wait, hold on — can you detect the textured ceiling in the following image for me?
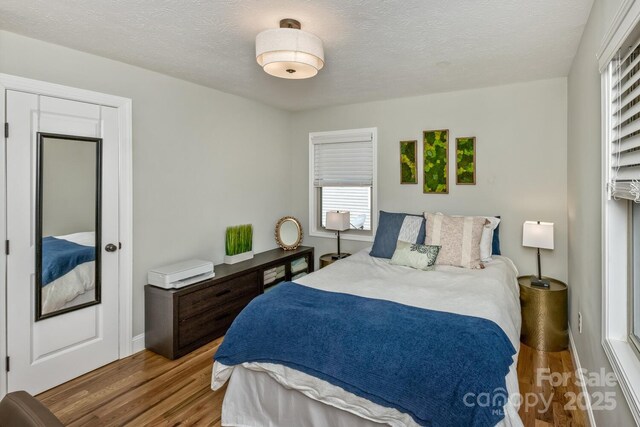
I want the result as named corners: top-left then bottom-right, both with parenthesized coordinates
top-left (0, 0), bottom-right (593, 111)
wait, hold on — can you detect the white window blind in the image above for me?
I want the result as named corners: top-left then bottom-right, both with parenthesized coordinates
top-left (312, 131), bottom-right (373, 187)
top-left (610, 35), bottom-right (640, 201)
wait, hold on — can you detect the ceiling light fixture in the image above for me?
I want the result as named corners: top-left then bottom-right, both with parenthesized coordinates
top-left (255, 18), bottom-right (324, 79)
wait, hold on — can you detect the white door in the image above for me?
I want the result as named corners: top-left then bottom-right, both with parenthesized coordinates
top-left (6, 91), bottom-right (120, 394)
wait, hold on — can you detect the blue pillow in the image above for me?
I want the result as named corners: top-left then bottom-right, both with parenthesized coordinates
top-left (492, 216), bottom-right (501, 255)
top-left (370, 211), bottom-right (426, 259)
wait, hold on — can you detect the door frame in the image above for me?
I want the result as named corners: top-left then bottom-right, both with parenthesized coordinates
top-left (0, 74), bottom-right (133, 397)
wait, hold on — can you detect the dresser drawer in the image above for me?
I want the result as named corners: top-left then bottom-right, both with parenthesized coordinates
top-left (178, 271), bottom-right (258, 320)
top-left (178, 295), bottom-right (252, 349)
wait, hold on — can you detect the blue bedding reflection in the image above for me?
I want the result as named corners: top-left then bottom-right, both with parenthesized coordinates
top-left (42, 236), bottom-right (95, 286)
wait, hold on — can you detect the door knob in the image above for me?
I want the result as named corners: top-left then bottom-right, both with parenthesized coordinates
top-left (105, 243), bottom-right (118, 252)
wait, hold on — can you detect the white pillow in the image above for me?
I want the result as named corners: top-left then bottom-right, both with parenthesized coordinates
top-left (480, 217), bottom-right (501, 262)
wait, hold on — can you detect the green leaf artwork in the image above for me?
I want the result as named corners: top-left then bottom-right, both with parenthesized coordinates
top-left (400, 140), bottom-right (417, 184)
top-left (456, 137), bottom-right (476, 185)
top-left (423, 130), bottom-right (448, 194)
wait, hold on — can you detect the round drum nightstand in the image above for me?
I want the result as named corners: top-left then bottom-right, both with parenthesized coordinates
top-left (319, 253), bottom-right (350, 269)
top-left (518, 276), bottom-right (568, 352)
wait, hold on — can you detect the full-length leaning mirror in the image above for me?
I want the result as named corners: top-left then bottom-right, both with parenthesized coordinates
top-left (275, 216), bottom-right (303, 250)
top-left (35, 133), bottom-right (102, 321)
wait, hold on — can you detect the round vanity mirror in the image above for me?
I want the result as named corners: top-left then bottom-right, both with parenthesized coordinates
top-left (275, 216), bottom-right (303, 250)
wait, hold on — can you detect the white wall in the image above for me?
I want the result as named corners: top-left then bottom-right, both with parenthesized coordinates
top-left (0, 30), bottom-right (292, 336)
top-left (290, 78), bottom-right (568, 280)
top-left (567, 0), bottom-right (636, 425)
top-left (42, 138), bottom-right (97, 236)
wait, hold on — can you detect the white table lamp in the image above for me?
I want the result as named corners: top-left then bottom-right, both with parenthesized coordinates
top-left (326, 211), bottom-right (350, 260)
top-left (522, 221), bottom-right (554, 287)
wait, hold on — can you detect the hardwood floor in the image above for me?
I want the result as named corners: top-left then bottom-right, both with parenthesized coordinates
top-left (37, 338), bottom-right (587, 426)
top-left (517, 344), bottom-right (588, 427)
top-left (37, 337), bottom-right (227, 426)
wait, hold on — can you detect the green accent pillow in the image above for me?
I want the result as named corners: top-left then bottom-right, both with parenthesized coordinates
top-left (390, 240), bottom-right (441, 271)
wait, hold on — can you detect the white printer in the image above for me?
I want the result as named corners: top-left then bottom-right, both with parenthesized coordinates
top-left (148, 259), bottom-right (215, 289)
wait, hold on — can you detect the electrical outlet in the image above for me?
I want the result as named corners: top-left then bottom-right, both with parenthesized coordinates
top-left (578, 312), bottom-right (583, 334)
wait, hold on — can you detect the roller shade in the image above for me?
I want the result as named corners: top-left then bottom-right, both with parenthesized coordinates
top-left (312, 131), bottom-right (374, 187)
top-left (610, 36), bottom-right (640, 201)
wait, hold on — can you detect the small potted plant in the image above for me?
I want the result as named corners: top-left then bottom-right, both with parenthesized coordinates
top-left (224, 224), bottom-right (254, 264)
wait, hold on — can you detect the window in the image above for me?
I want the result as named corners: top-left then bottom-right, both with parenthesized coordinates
top-left (320, 187), bottom-right (371, 230)
top-left (601, 15), bottom-right (640, 421)
top-left (633, 203), bottom-right (640, 351)
top-left (606, 34), bottom-right (640, 356)
top-left (309, 128), bottom-right (377, 241)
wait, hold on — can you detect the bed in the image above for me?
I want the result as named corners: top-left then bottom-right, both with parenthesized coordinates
top-left (41, 231), bottom-right (96, 314)
top-left (212, 247), bottom-right (523, 427)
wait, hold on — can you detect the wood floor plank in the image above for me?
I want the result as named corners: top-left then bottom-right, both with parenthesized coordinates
top-left (559, 350), bottom-right (588, 427)
top-left (68, 345), bottom-right (219, 426)
top-left (42, 352), bottom-right (169, 417)
top-left (517, 344), bottom-right (587, 427)
top-left (38, 338), bottom-right (586, 426)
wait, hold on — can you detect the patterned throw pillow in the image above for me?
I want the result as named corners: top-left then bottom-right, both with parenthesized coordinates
top-left (437, 212), bottom-right (500, 261)
top-left (424, 212), bottom-right (486, 269)
top-left (370, 211), bottom-right (426, 259)
top-left (390, 240), bottom-right (441, 271)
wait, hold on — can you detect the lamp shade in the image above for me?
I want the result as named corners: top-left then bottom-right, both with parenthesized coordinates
top-left (256, 27), bottom-right (324, 79)
top-left (522, 221), bottom-right (554, 250)
top-left (326, 211), bottom-right (350, 231)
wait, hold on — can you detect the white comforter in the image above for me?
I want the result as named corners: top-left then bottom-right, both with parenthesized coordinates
top-left (41, 232), bottom-right (96, 314)
top-left (212, 249), bottom-right (523, 427)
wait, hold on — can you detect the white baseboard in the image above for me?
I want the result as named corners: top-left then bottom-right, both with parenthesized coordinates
top-left (569, 325), bottom-right (597, 427)
top-left (132, 333), bottom-right (145, 354)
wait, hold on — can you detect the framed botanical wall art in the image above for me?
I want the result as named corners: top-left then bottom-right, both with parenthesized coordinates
top-left (456, 137), bottom-right (476, 185)
top-left (400, 140), bottom-right (418, 184)
top-left (423, 130), bottom-right (449, 194)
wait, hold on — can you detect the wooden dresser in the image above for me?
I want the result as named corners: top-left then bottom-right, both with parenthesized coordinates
top-left (145, 246), bottom-right (314, 359)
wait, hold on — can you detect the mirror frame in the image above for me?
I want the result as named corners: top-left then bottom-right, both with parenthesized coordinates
top-left (274, 216), bottom-right (303, 251)
top-left (35, 132), bottom-right (103, 321)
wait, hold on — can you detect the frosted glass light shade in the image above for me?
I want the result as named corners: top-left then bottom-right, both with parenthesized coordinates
top-left (522, 221), bottom-right (554, 250)
top-left (256, 28), bottom-right (324, 79)
top-left (326, 211), bottom-right (350, 231)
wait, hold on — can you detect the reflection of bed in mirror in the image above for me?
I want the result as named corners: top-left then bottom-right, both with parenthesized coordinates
top-left (41, 231), bottom-right (96, 315)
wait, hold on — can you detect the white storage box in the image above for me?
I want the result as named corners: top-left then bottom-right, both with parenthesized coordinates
top-left (148, 259), bottom-right (214, 289)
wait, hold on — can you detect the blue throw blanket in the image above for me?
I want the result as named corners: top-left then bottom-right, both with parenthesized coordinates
top-left (215, 282), bottom-right (516, 427)
top-left (42, 237), bottom-right (95, 286)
